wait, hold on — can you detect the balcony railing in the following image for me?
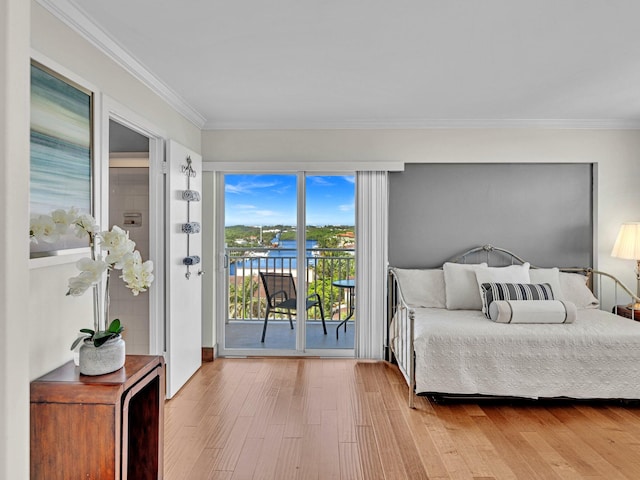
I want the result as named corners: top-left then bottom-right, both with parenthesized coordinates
top-left (226, 246), bottom-right (355, 322)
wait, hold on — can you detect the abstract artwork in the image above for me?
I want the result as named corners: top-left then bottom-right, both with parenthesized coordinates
top-left (30, 61), bottom-right (93, 258)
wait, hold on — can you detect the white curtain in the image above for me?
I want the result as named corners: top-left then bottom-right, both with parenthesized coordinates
top-left (355, 171), bottom-right (389, 359)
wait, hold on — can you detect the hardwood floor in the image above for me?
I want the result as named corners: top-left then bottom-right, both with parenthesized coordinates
top-left (164, 358), bottom-right (640, 479)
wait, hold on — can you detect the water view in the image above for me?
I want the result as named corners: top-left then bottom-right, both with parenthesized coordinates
top-left (228, 240), bottom-right (320, 274)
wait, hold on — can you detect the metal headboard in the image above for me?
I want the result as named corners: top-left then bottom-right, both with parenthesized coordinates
top-left (448, 244), bottom-right (527, 265)
top-left (448, 244), bottom-right (588, 273)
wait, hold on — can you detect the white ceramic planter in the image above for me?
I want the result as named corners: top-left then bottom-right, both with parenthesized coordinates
top-left (79, 336), bottom-right (125, 376)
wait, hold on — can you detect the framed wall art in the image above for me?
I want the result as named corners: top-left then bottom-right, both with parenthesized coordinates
top-left (30, 60), bottom-right (94, 258)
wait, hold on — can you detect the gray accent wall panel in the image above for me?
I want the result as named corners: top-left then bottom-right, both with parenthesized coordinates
top-left (388, 163), bottom-right (593, 269)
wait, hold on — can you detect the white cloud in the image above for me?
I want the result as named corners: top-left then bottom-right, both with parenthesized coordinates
top-left (254, 210), bottom-right (278, 217)
top-left (225, 179), bottom-right (280, 195)
top-left (309, 176), bottom-right (334, 187)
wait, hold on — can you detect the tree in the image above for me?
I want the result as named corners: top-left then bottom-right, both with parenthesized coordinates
top-left (228, 276), bottom-right (264, 319)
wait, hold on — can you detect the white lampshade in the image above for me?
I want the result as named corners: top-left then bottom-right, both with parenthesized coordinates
top-left (611, 223), bottom-right (640, 260)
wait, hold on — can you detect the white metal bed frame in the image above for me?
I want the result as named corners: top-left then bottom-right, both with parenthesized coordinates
top-left (386, 244), bottom-right (640, 408)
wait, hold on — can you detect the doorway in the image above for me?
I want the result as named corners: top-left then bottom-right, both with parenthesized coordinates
top-left (108, 120), bottom-right (151, 354)
top-left (217, 172), bottom-right (356, 356)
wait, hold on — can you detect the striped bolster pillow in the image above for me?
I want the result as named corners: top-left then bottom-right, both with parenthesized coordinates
top-left (480, 283), bottom-right (554, 319)
top-left (488, 300), bottom-right (577, 324)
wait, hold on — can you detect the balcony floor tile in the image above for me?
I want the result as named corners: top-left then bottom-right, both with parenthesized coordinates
top-left (224, 320), bottom-right (354, 350)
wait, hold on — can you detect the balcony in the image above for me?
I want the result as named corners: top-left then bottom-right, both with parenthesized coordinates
top-left (224, 246), bottom-right (355, 350)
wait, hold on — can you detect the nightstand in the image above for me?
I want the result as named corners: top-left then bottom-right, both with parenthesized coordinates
top-left (31, 355), bottom-right (165, 479)
top-left (613, 305), bottom-right (640, 321)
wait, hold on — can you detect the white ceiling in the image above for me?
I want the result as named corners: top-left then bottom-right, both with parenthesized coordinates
top-left (44, 1), bottom-right (640, 129)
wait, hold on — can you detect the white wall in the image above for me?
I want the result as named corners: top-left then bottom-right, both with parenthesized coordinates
top-left (0, 0), bottom-right (30, 477)
top-left (9, 3), bottom-right (202, 473)
top-left (28, 0), bottom-right (202, 386)
top-left (202, 128), bottom-right (640, 291)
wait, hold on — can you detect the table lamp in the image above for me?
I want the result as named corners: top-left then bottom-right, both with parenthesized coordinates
top-left (611, 222), bottom-right (640, 309)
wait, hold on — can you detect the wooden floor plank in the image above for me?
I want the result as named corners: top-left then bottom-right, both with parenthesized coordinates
top-left (164, 425), bottom-right (206, 480)
top-left (252, 424), bottom-right (286, 480)
top-left (318, 409), bottom-right (341, 480)
top-left (283, 388), bottom-right (305, 438)
top-left (504, 406), bottom-right (603, 478)
top-left (355, 425), bottom-right (385, 480)
top-left (188, 447), bottom-right (223, 479)
top-left (531, 407), bottom-right (628, 480)
top-left (386, 408), bottom-right (429, 479)
top-left (298, 423), bottom-right (322, 479)
top-left (206, 410), bottom-right (241, 450)
top-left (304, 385), bottom-right (324, 426)
top-left (338, 442), bottom-right (364, 480)
top-left (435, 404), bottom-right (502, 479)
top-left (427, 406), bottom-right (479, 480)
top-left (272, 437), bottom-right (302, 480)
top-left (230, 437), bottom-right (262, 480)
top-left (550, 406), bottom-right (640, 478)
top-left (350, 371), bottom-right (371, 427)
top-left (520, 431), bottom-right (583, 480)
top-left (384, 380), bottom-right (451, 478)
top-left (246, 392), bottom-right (278, 440)
top-left (270, 385), bottom-right (295, 426)
top-left (164, 359), bottom-right (640, 480)
top-left (337, 373), bottom-right (358, 443)
top-left (212, 415), bottom-right (253, 472)
top-left (238, 376), bottom-right (268, 418)
top-left (480, 407), bottom-right (562, 480)
top-left (365, 391), bottom-right (409, 480)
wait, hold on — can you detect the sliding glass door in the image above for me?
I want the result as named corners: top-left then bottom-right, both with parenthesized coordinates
top-left (219, 172), bottom-right (355, 355)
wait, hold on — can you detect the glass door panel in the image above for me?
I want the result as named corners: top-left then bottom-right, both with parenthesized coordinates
top-left (305, 175), bottom-right (356, 350)
top-left (224, 174), bottom-right (298, 351)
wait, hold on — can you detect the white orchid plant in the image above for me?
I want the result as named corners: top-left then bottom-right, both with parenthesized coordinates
top-left (30, 208), bottom-right (154, 348)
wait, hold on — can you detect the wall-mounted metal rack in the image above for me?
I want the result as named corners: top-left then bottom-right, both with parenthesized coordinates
top-left (181, 156), bottom-right (202, 279)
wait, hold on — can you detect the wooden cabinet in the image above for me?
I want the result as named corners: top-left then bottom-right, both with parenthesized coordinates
top-left (31, 355), bottom-right (165, 479)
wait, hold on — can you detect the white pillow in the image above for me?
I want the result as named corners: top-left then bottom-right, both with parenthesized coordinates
top-left (392, 268), bottom-right (445, 308)
top-left (559, 272), bottom-right (599, 309)
top-left (475, 263), bottom-right (531, 314)
top-left (529, 268), bottom-right (564, 301)
top-left (443, 262), bottom-right (488, 310)
top-left (488, 299), bottom-right (577, 324)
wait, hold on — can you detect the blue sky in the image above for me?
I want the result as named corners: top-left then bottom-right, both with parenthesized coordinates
top-left (225, 174), bottom-right (355, 226)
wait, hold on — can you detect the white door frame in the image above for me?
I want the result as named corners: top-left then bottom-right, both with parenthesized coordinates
top-left (100, 95), bottom-right (167, 356)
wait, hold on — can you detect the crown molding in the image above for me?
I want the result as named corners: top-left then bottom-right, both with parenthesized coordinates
top-left (202, 161), bottom-right (405, 173)
top-left (36, 0), bottom-right (207, 128)
top-left (33, 0), bottom-right (640, 133)
top-left (204, 117), bottom-right (640, 131)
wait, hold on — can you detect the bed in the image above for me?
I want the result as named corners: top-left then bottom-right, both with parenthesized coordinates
top-left (387, 245), bottom-right (640, 407)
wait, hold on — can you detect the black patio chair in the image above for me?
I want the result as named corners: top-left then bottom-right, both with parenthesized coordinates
top-left (259, 272), bottom-right (326, 342)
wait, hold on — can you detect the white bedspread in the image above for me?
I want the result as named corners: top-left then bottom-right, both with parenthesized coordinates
top-left (412, 307), bottom-right (640, 399)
